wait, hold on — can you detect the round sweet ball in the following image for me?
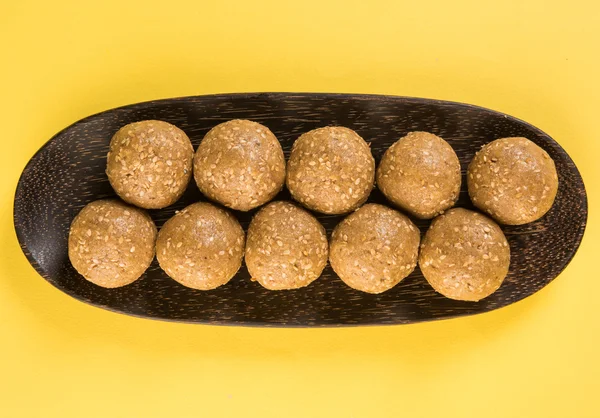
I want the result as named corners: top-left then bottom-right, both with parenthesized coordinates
top-left (107, 120), bottom-right (194, 209)
top-left (245, 201), bottom-right (328, 290)
top-left (287, 127), bottom-right (375, 214)
top-left (193, 120), bottom-right (285, 211)
top-left (329, 203), bottom-right (420, 294)
top-left (68, 199), bottom-right (157, 288)
top-left (156, 202), bottom-right (245, 290)
top-left (377, 131), bottom-right (461, 219)
top-left (419, 208), bottom-right (510, 302)
top-left (467, 137), bottom-right (558, 225)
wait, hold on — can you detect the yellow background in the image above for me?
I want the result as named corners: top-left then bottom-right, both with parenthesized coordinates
top-left (1, 1), bottom-right (598, 417)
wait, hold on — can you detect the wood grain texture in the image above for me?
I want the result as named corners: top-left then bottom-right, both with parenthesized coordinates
top-left (13, 93), bottom-right (588, 327)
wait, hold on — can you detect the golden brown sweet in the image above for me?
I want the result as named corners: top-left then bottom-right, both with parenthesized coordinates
top-left (193, 120), bottom-right (285, 211)
top-left (377, 131), bottom-right (461, 219)
top-left (68, 199), bottom-right (157, 288)
top-left (156, 202), bottom-right (245, 290)
top-left (467, 137), bottom-right (558, 225)
top-left (245, 201), bottom-right (328, 290)
top-left (286, 127), bottom-right (375, 214)
top-left (419, 208), bottom-right (510, 301)
top-left (329, 203), bottom-right (420, 294)
top-left (106, 120), bottom-right (194, 209)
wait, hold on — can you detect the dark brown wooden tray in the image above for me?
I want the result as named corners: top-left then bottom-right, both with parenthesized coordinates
top-left (13, 93), bottom-right (588, 326)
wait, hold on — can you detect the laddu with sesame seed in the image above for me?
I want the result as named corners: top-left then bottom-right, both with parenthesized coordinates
top-left (377, 131), bottom-right (461, 219)
top-left (193, 119), bottom-right (286, 211)
top-left (68, 199), bottom-right (157, 288)
top-left (329, 203), bottom-right (420, 294)
top-left (467, 137), bottom-right (558, 225)
top-left (106, 120), bottom-right (194, 209)
top-left (156, 202), bottom-right (245, 290)
top-left (287, 126), bottom-right (375, 214)
top-left (245, 201), bottom-right (328, 290)
top-left (419, 208), bottom-right (510, 301)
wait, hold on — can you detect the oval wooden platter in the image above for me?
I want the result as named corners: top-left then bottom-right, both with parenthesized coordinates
top-left (14, 93), bottom-right (588, 327)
